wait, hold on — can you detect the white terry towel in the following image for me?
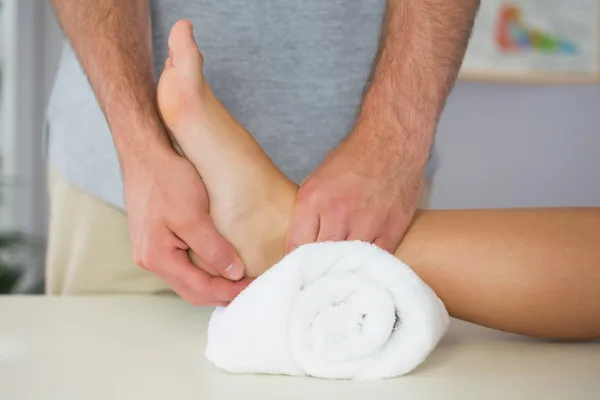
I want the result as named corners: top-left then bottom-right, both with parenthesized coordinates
top-left (205, 241), bottom-right (450, 380)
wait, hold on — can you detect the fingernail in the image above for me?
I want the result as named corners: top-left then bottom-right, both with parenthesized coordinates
top-left (224, 260), bottom-right (244, 281)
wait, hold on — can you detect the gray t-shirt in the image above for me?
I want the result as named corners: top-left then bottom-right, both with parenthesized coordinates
top-left (46, 0), bottom-right (434, 210)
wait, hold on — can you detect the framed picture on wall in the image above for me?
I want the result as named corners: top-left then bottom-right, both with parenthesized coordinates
top-left (459, 0), bottom-right (600, 83)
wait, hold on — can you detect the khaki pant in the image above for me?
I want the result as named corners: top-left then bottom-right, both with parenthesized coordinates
top-left (45, 166), bottom-right (431, 295)
top-left (45, 166), bottom-right (169, 295)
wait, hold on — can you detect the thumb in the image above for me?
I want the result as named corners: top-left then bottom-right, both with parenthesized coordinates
top-left (178, 215), bottom-right (245, 281)
top-left (285, 205), bottom-right (320, 254)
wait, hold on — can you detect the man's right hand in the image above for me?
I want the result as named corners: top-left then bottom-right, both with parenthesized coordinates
top-left (50, 0), bottom-right (249, 305)
top-left (122, 140), bottom-right (251, 306)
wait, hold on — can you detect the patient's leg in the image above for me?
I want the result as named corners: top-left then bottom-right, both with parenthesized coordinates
top-left (157, 20), bottom-right (600, 340)
top-left (395, 208), bottom-right (600, 340)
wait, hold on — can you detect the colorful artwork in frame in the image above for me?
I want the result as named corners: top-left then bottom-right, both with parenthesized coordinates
top-left (459, 0), bottom-right (600, 83)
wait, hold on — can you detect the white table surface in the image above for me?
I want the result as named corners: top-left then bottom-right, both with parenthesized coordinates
top-left (1, 295), bottom-right (598, 400)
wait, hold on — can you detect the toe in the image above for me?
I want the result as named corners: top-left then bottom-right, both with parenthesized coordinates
top-left (167, 19), bottom-right (203, 71)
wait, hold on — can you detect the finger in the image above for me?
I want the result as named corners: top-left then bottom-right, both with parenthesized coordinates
top-left (154, 248), bottom-right (251, 305)
top-left (187, 248), bottom-right (217, 277)
top-left (345, 228), bottom-right (378, 244)
top-left (373, 234), bottom-right (402, 254)
top-left (286, 205), bottom-right (320, 253)
top-left (315, 215), bottom-right (349, 243)
top-left (176, 215), bottom-right (246, 282)
top-left (378, 216), bottom-right (414, 253)
top-left (345, 215), bottom-right (383, 243)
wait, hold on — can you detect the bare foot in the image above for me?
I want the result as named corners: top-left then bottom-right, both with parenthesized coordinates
top-left (157, 20), bottom-right (297, 277)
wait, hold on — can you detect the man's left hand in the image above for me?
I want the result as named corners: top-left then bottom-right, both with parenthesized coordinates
top-left (286, 127), bottom-right (427, 254)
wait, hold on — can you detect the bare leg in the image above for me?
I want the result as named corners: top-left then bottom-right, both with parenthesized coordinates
top-left (157, 20), bottom-right (600, 340)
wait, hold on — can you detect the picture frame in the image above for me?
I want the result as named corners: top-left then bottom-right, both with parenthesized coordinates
top-left (458, 0), bottom-right (600, 84)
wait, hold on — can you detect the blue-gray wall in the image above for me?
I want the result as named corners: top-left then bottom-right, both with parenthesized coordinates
top-left (430, 82), bottom-right (600, 209)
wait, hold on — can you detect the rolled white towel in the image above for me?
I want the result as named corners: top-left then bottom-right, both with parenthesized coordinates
top-left (205, 241), bottom-right (450, 380)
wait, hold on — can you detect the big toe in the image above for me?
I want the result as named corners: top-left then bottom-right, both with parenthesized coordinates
top-left (167, 19), bottom-right (203, 73)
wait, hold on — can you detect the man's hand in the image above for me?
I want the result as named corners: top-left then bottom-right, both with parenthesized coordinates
top-left (287, 125), bottom-right (426, 254)
top-left (123, 142), bottom-right (250, 306)
top-left (287, 0), bottom-right (479, 253)
top-left (51, 0), bottom-right (250, 305)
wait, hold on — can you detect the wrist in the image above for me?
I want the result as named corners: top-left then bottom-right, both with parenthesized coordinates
top-left (113, 120), bottom-right (176, 177)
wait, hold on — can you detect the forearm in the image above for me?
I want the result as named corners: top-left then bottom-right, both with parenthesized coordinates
top-left (51, 0), bottom-right (171, 165)
top-left (356, 0), bottom-right (480, 165)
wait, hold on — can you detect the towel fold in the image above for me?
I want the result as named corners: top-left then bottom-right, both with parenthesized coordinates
top-left (205, 241), bottom-right (449, 380)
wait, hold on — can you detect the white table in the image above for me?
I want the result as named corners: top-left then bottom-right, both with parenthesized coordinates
top-left (1, 295), bottom-right (599, 400)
